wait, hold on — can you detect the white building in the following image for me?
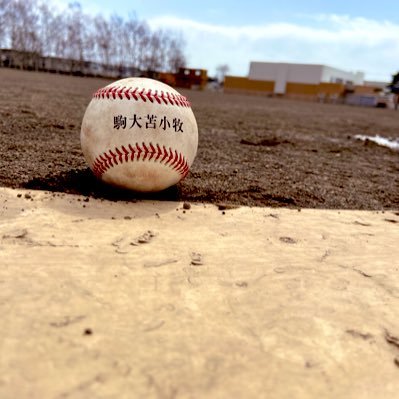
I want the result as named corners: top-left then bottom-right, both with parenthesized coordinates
top-left (249, 61), bottom-right (365, 95)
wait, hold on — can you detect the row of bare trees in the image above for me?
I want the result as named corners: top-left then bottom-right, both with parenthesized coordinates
top-left (0, 0), bottom-right (187, 72)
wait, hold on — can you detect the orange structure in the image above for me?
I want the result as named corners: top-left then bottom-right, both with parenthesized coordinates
top-left (175, 68), bottom-right (208, 89)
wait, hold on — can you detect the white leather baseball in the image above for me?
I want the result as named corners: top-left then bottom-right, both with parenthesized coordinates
top-left (80, 77), bottom-right (198, 192)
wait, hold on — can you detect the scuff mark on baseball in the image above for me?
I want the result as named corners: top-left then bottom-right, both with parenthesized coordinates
top-left (80, 77), bottom-right (198, 192)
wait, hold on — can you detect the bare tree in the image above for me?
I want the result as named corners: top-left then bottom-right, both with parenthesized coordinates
top-left (8, 0), bottom-right (41, 53)
top-left (109, 14), bottom-right (125, 68)
top-left (51, 14), bottom-right (68, 58)
top-left (37, 2), bottom-right (62, 57)
top-left (1, 0), bottom-right (188, 75)
top-left (144, 29), bottom-right (164, 71)
top-left (65, 3), bottom-right (88, 61)
top-left (167, 34), bottom-right (186, 73)
top-left (122, 14), bottom-right (140, 69)
top-left (93, 15), bottom-right (112, 65)
top-left (135, 20), bottom-right (151, 71)
top-left (4, 0), bottom-right (42, 69)
top-left (0, 0), bottom-right (11, 48)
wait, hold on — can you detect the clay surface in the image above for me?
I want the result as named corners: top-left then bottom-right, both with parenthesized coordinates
top-left (1, 187), bottom-right (399, 398)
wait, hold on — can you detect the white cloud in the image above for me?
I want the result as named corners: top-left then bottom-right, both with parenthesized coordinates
top-left (148, 14), bottom-right (399, 81)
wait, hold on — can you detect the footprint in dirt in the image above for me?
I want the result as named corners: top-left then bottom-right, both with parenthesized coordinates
top-left (112, 230), bottom-right (157, 254)
top-left (190, 252), bottom-right (204, 266)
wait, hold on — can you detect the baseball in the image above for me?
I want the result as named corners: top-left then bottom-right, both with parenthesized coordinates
top-left (80, 77), bottom-right (198, 192)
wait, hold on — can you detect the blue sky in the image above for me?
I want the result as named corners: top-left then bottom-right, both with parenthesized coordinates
top-left (53, 0), bottom-right (399, 81)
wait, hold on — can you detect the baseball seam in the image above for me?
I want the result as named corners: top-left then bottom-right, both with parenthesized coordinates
top-left (93, 86), bottom-right (191, 107)
top-left (92, 142), bottom-right (190, 179)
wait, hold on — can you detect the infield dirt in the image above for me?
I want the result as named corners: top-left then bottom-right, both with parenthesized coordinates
top-left (0, 68), bottom-right (398, 209)
top-left (1, 68), bottom-right (399, 399)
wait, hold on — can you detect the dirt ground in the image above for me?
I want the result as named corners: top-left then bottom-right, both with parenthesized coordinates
top-left (0, 68), bottom-right (398, 209)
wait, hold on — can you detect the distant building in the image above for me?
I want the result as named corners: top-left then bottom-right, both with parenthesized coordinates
top-left (145, 68), bottom-right (208, 90)
top-left (175, 68), bottom-right (208, 90)
top-left (364, 80), bottom-right (388, 90)
top-left (224, 61), bottom-right (390, 106)
top-left (248, 61), bottom-right (364, 95)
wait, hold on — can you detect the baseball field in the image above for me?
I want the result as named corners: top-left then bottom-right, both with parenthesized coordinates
top-left (1, 68), bottom-right (399, 399)
top-left (0, 68), bottom-right (398, 209)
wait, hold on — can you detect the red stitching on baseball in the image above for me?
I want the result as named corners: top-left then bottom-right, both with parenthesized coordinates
top-left (92, 142), bottom-right (190, 179)
top-left (93, 86), bottom-right (191, 107)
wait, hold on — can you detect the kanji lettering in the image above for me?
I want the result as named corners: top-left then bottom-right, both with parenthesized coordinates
top-left (114, 115), bottom-right (127, 129)
top-left (173, 118), bottom-right (183, 132)
top-left (129, 114), bottom-right (142, 128)
top-left (159, 116), bottom-right (171, 131)
top-left (113, 113), bottom-right (184, 133)
top-left (146, 114), bottom-right (157, 129)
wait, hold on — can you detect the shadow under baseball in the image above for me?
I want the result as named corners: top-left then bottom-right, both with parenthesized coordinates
top-left (22, 168), bottom-right (183, 202)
